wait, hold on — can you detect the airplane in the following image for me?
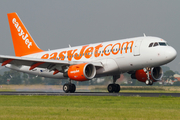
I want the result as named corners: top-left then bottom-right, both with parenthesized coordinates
top-left (0, 12), bottom-right (177, 93)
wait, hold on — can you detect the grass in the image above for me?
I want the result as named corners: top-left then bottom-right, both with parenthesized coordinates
top-left (0, 96), bottom-right (180, 120)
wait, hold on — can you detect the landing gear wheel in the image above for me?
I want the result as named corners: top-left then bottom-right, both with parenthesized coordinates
top-left (108, 75), bottom-right (121, 93)
top-left (114, 84), bottom-right (120, 93)
top-left (63, 84), bottom-right (70, 93)
top-left (107, 84), bottom-right (114, 93)
top-left (63, 83), bottom-right (76, 93)
top-left (145, 80), bottom-right (150, 85)
top-left (70, 84), bottom-right (76, 93)
top-left (107, 84), bottom-right (120, 93)
top-left (145, 80), bottom-right (153, 85)
top-left (149, 80), bottom-right (153, 85)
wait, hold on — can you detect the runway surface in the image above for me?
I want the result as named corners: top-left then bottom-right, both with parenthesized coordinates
top-left (0, 92), bottom-right (180, 97)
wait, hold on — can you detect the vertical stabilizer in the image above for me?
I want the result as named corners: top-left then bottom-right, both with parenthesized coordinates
top-left (7, 12), bottom-right (44, 57)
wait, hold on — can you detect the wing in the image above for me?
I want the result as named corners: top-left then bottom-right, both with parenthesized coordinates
top-left (0, 55), bottom-right (103, 72)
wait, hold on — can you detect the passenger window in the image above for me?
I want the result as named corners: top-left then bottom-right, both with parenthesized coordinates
top-left (149, 43), bottom-right (153, 47)
top-left (154, 42), bottom-right (159, 47)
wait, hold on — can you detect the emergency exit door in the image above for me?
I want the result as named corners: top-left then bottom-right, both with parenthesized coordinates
top-left (133, 39), bottom-right (143, 56)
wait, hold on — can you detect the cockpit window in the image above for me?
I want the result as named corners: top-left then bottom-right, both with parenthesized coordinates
top-left (149, 43), bottom-right (154, 47)
top-left (154, 42), bottom-right (159, 47)
top-left (149, 42), bottom-right (168, 48)
top-left (159, 42), bottom-right (167, 46)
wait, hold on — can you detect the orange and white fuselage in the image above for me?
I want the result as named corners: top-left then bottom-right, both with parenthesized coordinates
top-left (6, 36), bottom-right (176, 79)
top-left (0, 12), bottom-right (177, 92)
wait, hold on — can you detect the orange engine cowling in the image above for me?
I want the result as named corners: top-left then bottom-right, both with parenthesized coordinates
top-left (64, 63), bottom-right (96, 81)
top-left (131, 67), bottom-right (163, 82)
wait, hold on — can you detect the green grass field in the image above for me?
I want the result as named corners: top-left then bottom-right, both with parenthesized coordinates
top-left (0, 95), bottom-right (180, 120)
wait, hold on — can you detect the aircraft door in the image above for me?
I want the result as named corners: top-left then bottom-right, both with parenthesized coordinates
top-left (133, 39), bottom-right (143, 56)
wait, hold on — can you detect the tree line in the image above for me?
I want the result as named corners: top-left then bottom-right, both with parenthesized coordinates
top-left (0, 66), bottom-right (179, 86)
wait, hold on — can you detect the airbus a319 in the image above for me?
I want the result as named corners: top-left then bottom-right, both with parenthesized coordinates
top-left (1, 12), bottom-right (177, 93)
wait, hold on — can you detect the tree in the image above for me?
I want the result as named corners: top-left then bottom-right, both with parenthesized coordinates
top-left (173, 81), bottom-right (180, 86)
top-left (161, 66), bottom-right (170, 73)
top-left (2, 70), bottom-right (22, 84)
top-left (22, 73), bottom-right (29, 84)
top-left (163, 70), bottom-right (175, 80)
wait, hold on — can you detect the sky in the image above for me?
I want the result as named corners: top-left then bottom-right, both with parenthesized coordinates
top-left (0, 0), bottom-right (180, 72)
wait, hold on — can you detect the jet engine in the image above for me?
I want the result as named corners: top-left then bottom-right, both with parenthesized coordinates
top-left (131, 67), bottom-right (163, 82)
top-left (63, 63), bottom-right (96, 81)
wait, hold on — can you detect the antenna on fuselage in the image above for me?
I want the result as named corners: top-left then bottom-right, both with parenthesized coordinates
top-left (143, 33), bottom-right (146, 37)
top-left (69, 44), bottom-right (71, 48)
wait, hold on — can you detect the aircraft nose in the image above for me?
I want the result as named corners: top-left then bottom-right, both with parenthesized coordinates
top-left (165, 47), bottom-right (177, 62)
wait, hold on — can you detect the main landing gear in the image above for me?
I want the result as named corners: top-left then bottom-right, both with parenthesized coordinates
top-left (107, 75), bottom-right (121, 93)
top-left (63, 79), bottom-right (76, 93)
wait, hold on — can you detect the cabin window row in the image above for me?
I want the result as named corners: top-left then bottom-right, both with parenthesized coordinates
top-left (51, 46), bottom-right (132, 60)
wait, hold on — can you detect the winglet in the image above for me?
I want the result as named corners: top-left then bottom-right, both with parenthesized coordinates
top-left (7, 12), bottom-right (44, 57)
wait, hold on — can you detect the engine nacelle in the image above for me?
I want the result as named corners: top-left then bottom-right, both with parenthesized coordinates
top-left (131, 67), bottom-right (163, 82)
top-left (64, 63), bottom-right (96, 81)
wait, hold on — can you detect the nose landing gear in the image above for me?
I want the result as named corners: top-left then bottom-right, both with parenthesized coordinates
top-left (145, 79), bottom-right (153, 85)
top-left (144, 68), bottom-right (153, 85)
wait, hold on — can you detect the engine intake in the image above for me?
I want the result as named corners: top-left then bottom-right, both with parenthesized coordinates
top-left (131, 67), bottom-right (163, 82)
top-left (151, 67), bottom-right (163, 81)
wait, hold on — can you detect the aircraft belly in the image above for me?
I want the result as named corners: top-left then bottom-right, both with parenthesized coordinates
top-left (114, 56), bottom-right (145, 72)
top-left (96, 59), bottom-right (120, 76)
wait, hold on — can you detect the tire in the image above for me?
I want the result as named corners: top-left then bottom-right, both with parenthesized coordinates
top-left (114, 84), bottom-right (120, 93)
top-left (149, 80), bottom-right (153, 85)
top-left (107, 84), bottom-right (114, 93)
top-left (63, 84), bottom-right (70, 93)
top-left (145, 80), bottom-right (150, 85)
top-left (70, 84), bottom-right (76, 93)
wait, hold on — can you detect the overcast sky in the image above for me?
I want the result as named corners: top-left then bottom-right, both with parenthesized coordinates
top-left (0, 0), bottom-right (180, 72)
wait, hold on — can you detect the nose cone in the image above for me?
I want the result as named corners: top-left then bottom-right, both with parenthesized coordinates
top-left (165, 47), bottom-right (177, 62)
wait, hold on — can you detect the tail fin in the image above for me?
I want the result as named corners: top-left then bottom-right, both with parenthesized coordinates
top-left (7, 12), bottom-right (44, 57)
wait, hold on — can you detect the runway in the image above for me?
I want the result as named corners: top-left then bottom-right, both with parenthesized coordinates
top-left (0, 92), bottom-right (180, 97)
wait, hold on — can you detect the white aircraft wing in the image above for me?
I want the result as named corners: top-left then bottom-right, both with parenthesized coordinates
top-left (0, 55), bottom-right (103, 72)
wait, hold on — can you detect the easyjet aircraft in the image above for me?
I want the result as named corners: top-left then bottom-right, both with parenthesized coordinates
top-left (1, 12), bottom-right (177, 93)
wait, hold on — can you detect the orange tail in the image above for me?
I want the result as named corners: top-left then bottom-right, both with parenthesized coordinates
top-left (7, 12), bottom-right (44, 57)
